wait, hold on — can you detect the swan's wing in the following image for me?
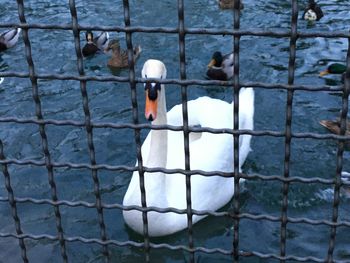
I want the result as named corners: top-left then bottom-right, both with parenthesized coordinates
top-left (167, 96), bottom-right (232, 128)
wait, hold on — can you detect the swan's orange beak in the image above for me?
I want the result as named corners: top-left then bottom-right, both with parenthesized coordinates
top-left (145, 90), bottom-right (158, 121)
top-left (207, 59), bottom-right (216, 68)
top-left (319, 69), bottom-right (329, 77)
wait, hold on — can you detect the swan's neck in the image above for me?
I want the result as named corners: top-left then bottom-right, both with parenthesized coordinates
top-left (146, 87), bottom-right (168, 168)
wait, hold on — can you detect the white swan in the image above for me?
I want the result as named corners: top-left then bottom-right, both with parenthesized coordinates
top-left (123, 59), bottom-right (254, 236)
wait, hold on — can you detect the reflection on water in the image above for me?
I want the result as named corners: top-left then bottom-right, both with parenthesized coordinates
top-left (0, 0), bottom-right (350, 262)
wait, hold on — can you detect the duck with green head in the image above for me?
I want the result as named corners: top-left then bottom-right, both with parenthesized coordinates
top-left (319, 63), bottom-right (346, 82)
top-left (206, 51), bottom-right (234, 80)
top-left (82, 30), bottom-right (109, 57)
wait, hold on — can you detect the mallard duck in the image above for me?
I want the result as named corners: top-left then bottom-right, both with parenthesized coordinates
top-left (319, 63), bottom-right (346, 82)
top-left (303, 0), bottom-right (323, 21)
top-left (123, 59), bottom-right (254, 236)
top-left (206, 51), bottom-right (234, 80)
top-left (105, 39), bottom-right (141, 68)
top-left (0, 28), bottom-right (21, 52)
top-left (218, 0), bottom-right (244, 10)
top-left (82, 31), bottom-right (109, 57)
top-left (320, 119), bottom-right (350, 135)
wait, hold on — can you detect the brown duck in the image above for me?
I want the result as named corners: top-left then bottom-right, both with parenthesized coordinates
top-left (319, 119), bottom-right (350, 135)
top-left (218, 0), bottom-right (244, 10)
top-left (105, 39), bottom-right (141, 68)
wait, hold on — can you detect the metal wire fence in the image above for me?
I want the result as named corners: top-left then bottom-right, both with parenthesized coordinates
top-left (0, 0), bottom-right (350, 262)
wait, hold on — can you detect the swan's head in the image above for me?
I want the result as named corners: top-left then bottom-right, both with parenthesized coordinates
top-left (142, 59), bottom-right (167, 122)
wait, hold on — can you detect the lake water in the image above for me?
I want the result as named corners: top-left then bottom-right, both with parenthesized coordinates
top-left (0, 0), bottom-right (350, 262)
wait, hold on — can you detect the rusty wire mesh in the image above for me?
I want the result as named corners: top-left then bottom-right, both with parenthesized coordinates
top-left (0, 0), bottom-right (350, 262)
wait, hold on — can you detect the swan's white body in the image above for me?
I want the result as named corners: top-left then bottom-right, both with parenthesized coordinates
top-left (123, 60), bottom-right (254, 236)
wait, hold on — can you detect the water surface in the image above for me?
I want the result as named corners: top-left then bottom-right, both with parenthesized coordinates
top-left (0, 0), bottom-right (350, 262)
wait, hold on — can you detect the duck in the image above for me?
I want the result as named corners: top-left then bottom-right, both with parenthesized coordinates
top-left (105, 39), bottom-right (141, 68)
top-left (206, 51), bottom-right (234, 80)
top-left (218, 0), bottom-right (244, 10)
top-left (319, 63), bottom-right (346, 83)
top-left (302, 0), bottom-right (324, 21)
top-left (123, 59), bottom-right (255, 236)
top-left (82, 30), bottom-right (109, 57)
top-left (319, 119), bottom-right (350, 136)
top-left (0, 28), bottom-right (21, 52)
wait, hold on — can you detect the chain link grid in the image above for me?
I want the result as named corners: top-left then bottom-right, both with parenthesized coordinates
top-left (0, 0), bottom-right (349, 262)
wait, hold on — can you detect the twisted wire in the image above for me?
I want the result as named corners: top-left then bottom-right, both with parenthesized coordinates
top-left (0, 1), bottom-right (348, 262)
top-left (325, 31), bottom-right (350, 263)
top-left (279, 1), bottom-right (298, 261)
top-left (177, 1), bottom-right (195, 262)
top-left (0, 140), bottom-right (28, 262)
top-left (231, 1), bottom-right (242, 262)
top-left (68, 0), bottom-right (109, 260)
top-left (15, 0), bottom-right (68, 261)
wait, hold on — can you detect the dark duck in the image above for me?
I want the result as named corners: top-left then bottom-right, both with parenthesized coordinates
top-left (82, 30), bottom-right (109, 57)
top-left (319, 63), bottom-right (346, 83)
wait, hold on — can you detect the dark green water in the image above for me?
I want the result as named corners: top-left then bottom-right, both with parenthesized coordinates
top-left (0, 0), bottom-right (350, 262)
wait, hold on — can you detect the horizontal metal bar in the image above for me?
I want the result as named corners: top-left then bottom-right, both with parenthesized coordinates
top-left (1, 196), bottom-right (350, 228)
top-left (1, 157), bottom-right (350, 186)
top-left (0, 23), bottom-right (349, 38)
top-left (0, 71), bottom-right (344, 92)
top-left (0, 117), bottom-right (349, 141)
top-left (0, 232), bottom-right (349, 263)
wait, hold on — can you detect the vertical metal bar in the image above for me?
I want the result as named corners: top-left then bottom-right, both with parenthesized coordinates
top-left (15, 1), bottom-right (68, 262)
top-left (280, 0), bottom-right (298, 262)
top-left (326, 33), bottom-right (350, 263)
top-left (122, 1), bottom-right (150, 262)
top-left (68, 1), bottom-right (109, 261)
top-left (177, 1), bottom-right (194, 262)
top-left (0, 140), bottom-right (28, 263)
top-left (232, 0), bottom-right (241, 262)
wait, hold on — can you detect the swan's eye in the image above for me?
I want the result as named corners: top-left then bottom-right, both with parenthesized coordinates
top-left (154, 82), bottom-right (161, 91)
top-left (144, 82), bottom-right (152, 90)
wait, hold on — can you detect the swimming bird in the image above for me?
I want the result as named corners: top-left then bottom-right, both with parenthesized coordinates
top-left (0, 28), bottom-right (21, 52)
top-left (302, 0), bottom-right (323, 21)
top-left (319, 63), bottom-right (346, 83)
top-left (105, 39), bottom-right (141, 68)
top-left (319, 119), bottom-right (350, 136)
top-left (123, 59), bottom-right (255, 236)
top-left (218, 0), bottom-right (244, 10)
top-left (82, 31), bottom-right (109, 57)
top-left (206, 51), bottom-right (234, 80)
